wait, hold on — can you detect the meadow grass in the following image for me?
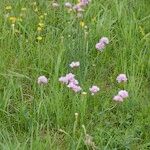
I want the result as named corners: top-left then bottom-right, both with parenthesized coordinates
top-left (0, 0), bottom-right (150, 149)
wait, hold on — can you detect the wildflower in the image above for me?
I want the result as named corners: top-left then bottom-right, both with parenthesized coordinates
top-left (80, 21), bottom-right (85, 27)
top-left (75, 113), bottom-right (78, 117)
top-left (9, 16), bottom-right (17, 23)
top-left (52, 2), bottom-right (59, 8)
top-left (37, 36), bottom-right (42, 41)
top-left (69, 61), bottom-right (80, 68)
top-left (38, 76), bottom-right (48, 84)
top-left (118, 90), bottom-right (129, 98)
top-left (80, 0), bottom-right (90, 6)
top-left (68, 83), bottom-right (82, 92)
top-left (82, 92), bottom-right (87, 95)
top-left (99, 37), bottom-right (109, 44)
top-left (37, 27), bottom-right (42, 32)
top-left (70, 78), bottom-right (79, 85)
top-left (95, 42), bottom-right (105, 51)
top-left (64, 2), bottom-right (72, 8)
top-left (38, 22), bottom-right (45, 28)
top-left (65, 73), bottom-right (75, 81)
top-left (113, 95), bottom-right (123, 102)
top-left (116, 74), bottom-right (127, 83)
top-left (5, 5), bottom-right (12, 10)
top-left (89, 85), bottom-right (100, 95)
top-left (73, 5), bottom-right (84, 12)
top-left (96, 37), bottom-right (109, 51)
top-left (59, 76), bottom-right (68, 84)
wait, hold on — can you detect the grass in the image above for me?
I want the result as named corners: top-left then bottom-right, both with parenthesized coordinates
top-left (0, 0), bottom-right (150, 149)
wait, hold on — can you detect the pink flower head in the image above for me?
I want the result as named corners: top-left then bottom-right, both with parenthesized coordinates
top-left (95, 42), bottom-right (105, 51)
top-left (113, 95), bottom-right (123, 102)
top-left (38, 76), bottom-right (48, 85)
top-left (116, 74), bottom-right (127, 83)
top-left (65, 73), bottom-right (75, 81)
top-left (69, 61), bottom-right (80, 68)
top-left (73, 4), bottom-right (84, 12)
top-left (68, 82), bottom-right (82, 92)
top-left (80, 0), bottom-right (90, 6)
top-left (118, 90), bottom-right (129, 98)
top-left (65, 2), bottom-right (72, 8)
top-left (59, 76), bottom-right (68, 84)
top-left (99, 37), bottom-right (109, 45)
top-left (89, 85), bottom-right (100, 95)
top-left (70, 78), bottom-right (79, 85)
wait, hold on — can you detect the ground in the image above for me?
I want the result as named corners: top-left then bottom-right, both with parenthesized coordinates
top-left (0, 0), bottom-right (150, 149)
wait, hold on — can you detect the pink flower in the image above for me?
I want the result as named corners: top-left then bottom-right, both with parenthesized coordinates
top-left (118, 90), bottom-right (129, 98)
top-left (69, 61), bottom-right (80, 68)
top-left (73, 5), bottom-right (84, 12)
top-left (38, 76), bottom-right (48, 85)
top-left (68, 82), bottom-right (82, 92)
top-left (99, 37), bottom-right (109, 44)
top-left (80, 0), bottom-right (90, 6)
top-left (113, 95), bottom-right (123, 102)
top-left (95, 42), bottom-right (105, 51)
top-left (70, 78), bottom-right (79, 85)
top-left (59, 76), bottom-right (68, 84)
top-left (89, 85), bottom-right (100, 95)
top-left (65, 73), bottom-right (75, 81)
top-left (65, 2), bottom-right (72, 8)
top-left (116, 74), bottom-right (127, 83)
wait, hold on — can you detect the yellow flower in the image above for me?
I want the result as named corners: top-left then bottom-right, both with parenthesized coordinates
top-left (37, 27), bottom-right (42, 31)
top-left (80, 21), bottom-right (85, 28)
top-left (37, 36), bottom-right (42, 41)
top-left (9, 16), bottom-right (17, 23)
top-left (38, 22), bottom-right (44, 28)
top-left (5, 5), bottom-right (12, 10)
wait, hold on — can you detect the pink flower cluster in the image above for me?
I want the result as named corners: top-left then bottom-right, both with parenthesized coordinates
top-left (113, 73), bottom-right (129, 102)
top-left (69, 61), bottom-right (80, 68)
top-left (116, 74), bottom-right (127, 83)
top-left (38, 76), bottom-right (48, 85)
top-left (89, 86), bottom-right (100, 95)
top-left (59, 73), bottom-right (82, 93)
top-left (95, 37), bottom-right (109, 51)
top-left (113, 90), bottom-right (129, 102)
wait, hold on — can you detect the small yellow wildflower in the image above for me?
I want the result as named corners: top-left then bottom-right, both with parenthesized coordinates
top-left (82, 92), bottom-right (87, 95)
top-left (38, 22), bottom-right (44, 28)
top-left (5, 6), bottom-right (12, 10)
top-left (9, 16), bottom-right (17, 23)
top-left (37, 36), bottom-right (42, 41)
top-left (80, 21), bottom-right (85, 28)
top-left (37, 27), bottom-right (42, 31)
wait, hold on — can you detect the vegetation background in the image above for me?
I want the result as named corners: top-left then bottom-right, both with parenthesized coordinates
top-left (0, 0), bottom-right (149, 149)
